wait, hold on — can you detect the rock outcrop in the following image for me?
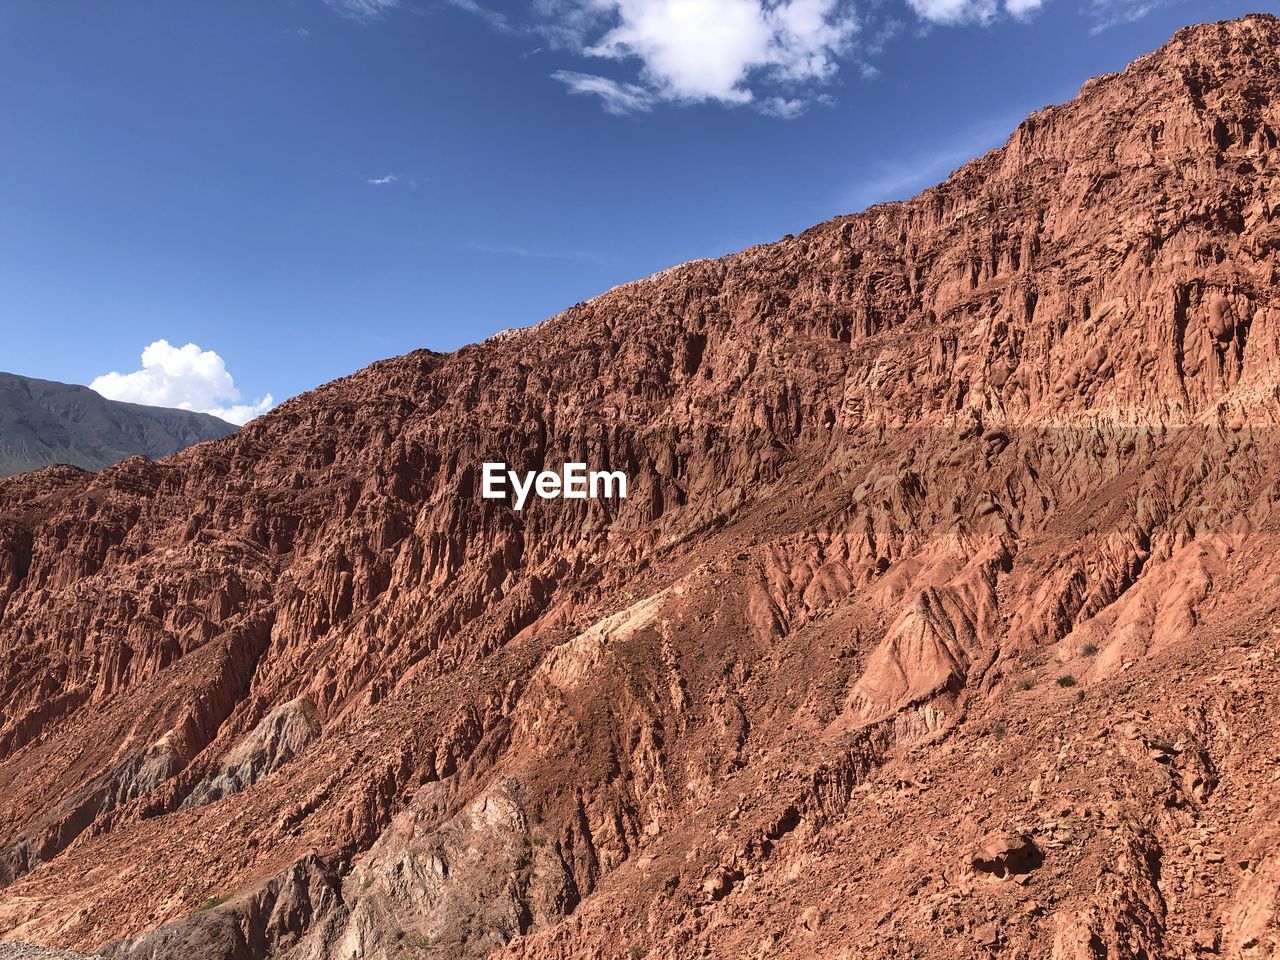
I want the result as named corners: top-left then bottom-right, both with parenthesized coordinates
top-left (2, 14), bottom-right (1280, 960)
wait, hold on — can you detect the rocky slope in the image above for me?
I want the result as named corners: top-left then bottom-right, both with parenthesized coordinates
top-left (2, 14), bottom-right (1280, 960)
top-left (0, 373), bottom-right (237, 478)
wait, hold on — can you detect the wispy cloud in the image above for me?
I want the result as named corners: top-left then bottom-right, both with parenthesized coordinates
top-left (864, 17), bottom-right (902, 56)
top-left (1088, 0), bottom-right (1174, 34)
top-left (757, 96), bottom-right (808, 119)
top-left (326, 0), bottom-right (400, 22)
top-left (552, 70), bottom-right (655, 114)
top-left (843, 110), bottom-right (1026, 211)
top-left (469, 241), bottom-right (619, 265)
top-left (367, 172), bottom-right (399, 185)
top-left (446, 0), bottom-right (515, 33)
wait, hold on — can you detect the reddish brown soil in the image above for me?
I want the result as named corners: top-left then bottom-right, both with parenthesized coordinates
top-left (2, 14), bottom-right (1279, 960)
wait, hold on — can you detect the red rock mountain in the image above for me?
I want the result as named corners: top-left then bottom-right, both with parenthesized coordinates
top-left (2, 14), bottom-right (1280, 960)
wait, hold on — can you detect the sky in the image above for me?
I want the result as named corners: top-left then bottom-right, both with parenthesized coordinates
top-left (1, 0), bottom-right (1276, 423)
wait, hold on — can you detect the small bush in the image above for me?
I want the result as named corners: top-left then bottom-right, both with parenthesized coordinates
top-left (1016, 678), bottom-right (1035, 691)
top-left (1056, 674), bottom-right (1078, 688)
top-left (197, 895), bottom-right (229, 911)
top-left (1081, 643), bottom-right (1099, 657)
top-left (991, 722), bottom-right (1008, 739)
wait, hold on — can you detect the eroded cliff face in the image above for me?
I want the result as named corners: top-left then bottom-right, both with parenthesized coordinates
top-left (2, 14), bottom-right (1280, 960)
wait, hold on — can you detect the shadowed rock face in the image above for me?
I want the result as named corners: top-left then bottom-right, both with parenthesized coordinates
top-left (2, 14), bottom-right (1280, 960)
top-left (0, 373), bottom-right (237, 478)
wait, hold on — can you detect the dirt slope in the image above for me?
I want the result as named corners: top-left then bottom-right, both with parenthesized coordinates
top-left (1, 14), bottom-right (1279, 960)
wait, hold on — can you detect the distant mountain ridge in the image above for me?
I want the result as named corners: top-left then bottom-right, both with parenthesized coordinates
top-left (0, 372), bottom-right (237, 477)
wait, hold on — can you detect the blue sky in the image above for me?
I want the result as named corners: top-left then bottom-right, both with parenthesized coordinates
top-left (1, 0), bottom-right (1275, 421)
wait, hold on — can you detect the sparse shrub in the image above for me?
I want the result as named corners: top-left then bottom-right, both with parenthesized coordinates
top-left (629, 947), bottom-right (649, 960)
top-left (1016, 678), bottom-right (1035, 691)
top-left (991, 722), bottom-right (1008, 739)
top-left (1081, 643), bottom-right (1099, 657)
top-left (1056, 674), bottom-right (1078, 688)
top-left (1075, 689), bottom-right (1086, 702)
top-left (196, 894), bottom-right (229, 911)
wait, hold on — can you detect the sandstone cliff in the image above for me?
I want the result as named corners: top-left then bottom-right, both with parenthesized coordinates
top-left (2, 15), bottom-right (1279, 960)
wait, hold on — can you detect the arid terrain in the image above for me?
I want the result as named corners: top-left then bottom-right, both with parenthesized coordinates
top-left (1, 14), bottom-right (1279, 960)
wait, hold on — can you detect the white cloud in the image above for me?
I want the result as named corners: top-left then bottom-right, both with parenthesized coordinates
top-left (326, 0), bottom-right (399, 20)
top-left (201, 398), bottom-right (277, 425)
top-left (1005, 0), bottom-right (1045, 17)
top-left (906, 0), bottom-right (997, 25)
top-left (90, 340), bottom-right (274, 426)
top-left (544, 0), bottom-right (859, 114)
top-left (906, 0), bottom-right (1046, 24)
top-left (757, 95), bottom-right (808, 118)
top-left (552, 69), bottom-right (656, 113)
top-left (367, 172), bottom-right (399, 185)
